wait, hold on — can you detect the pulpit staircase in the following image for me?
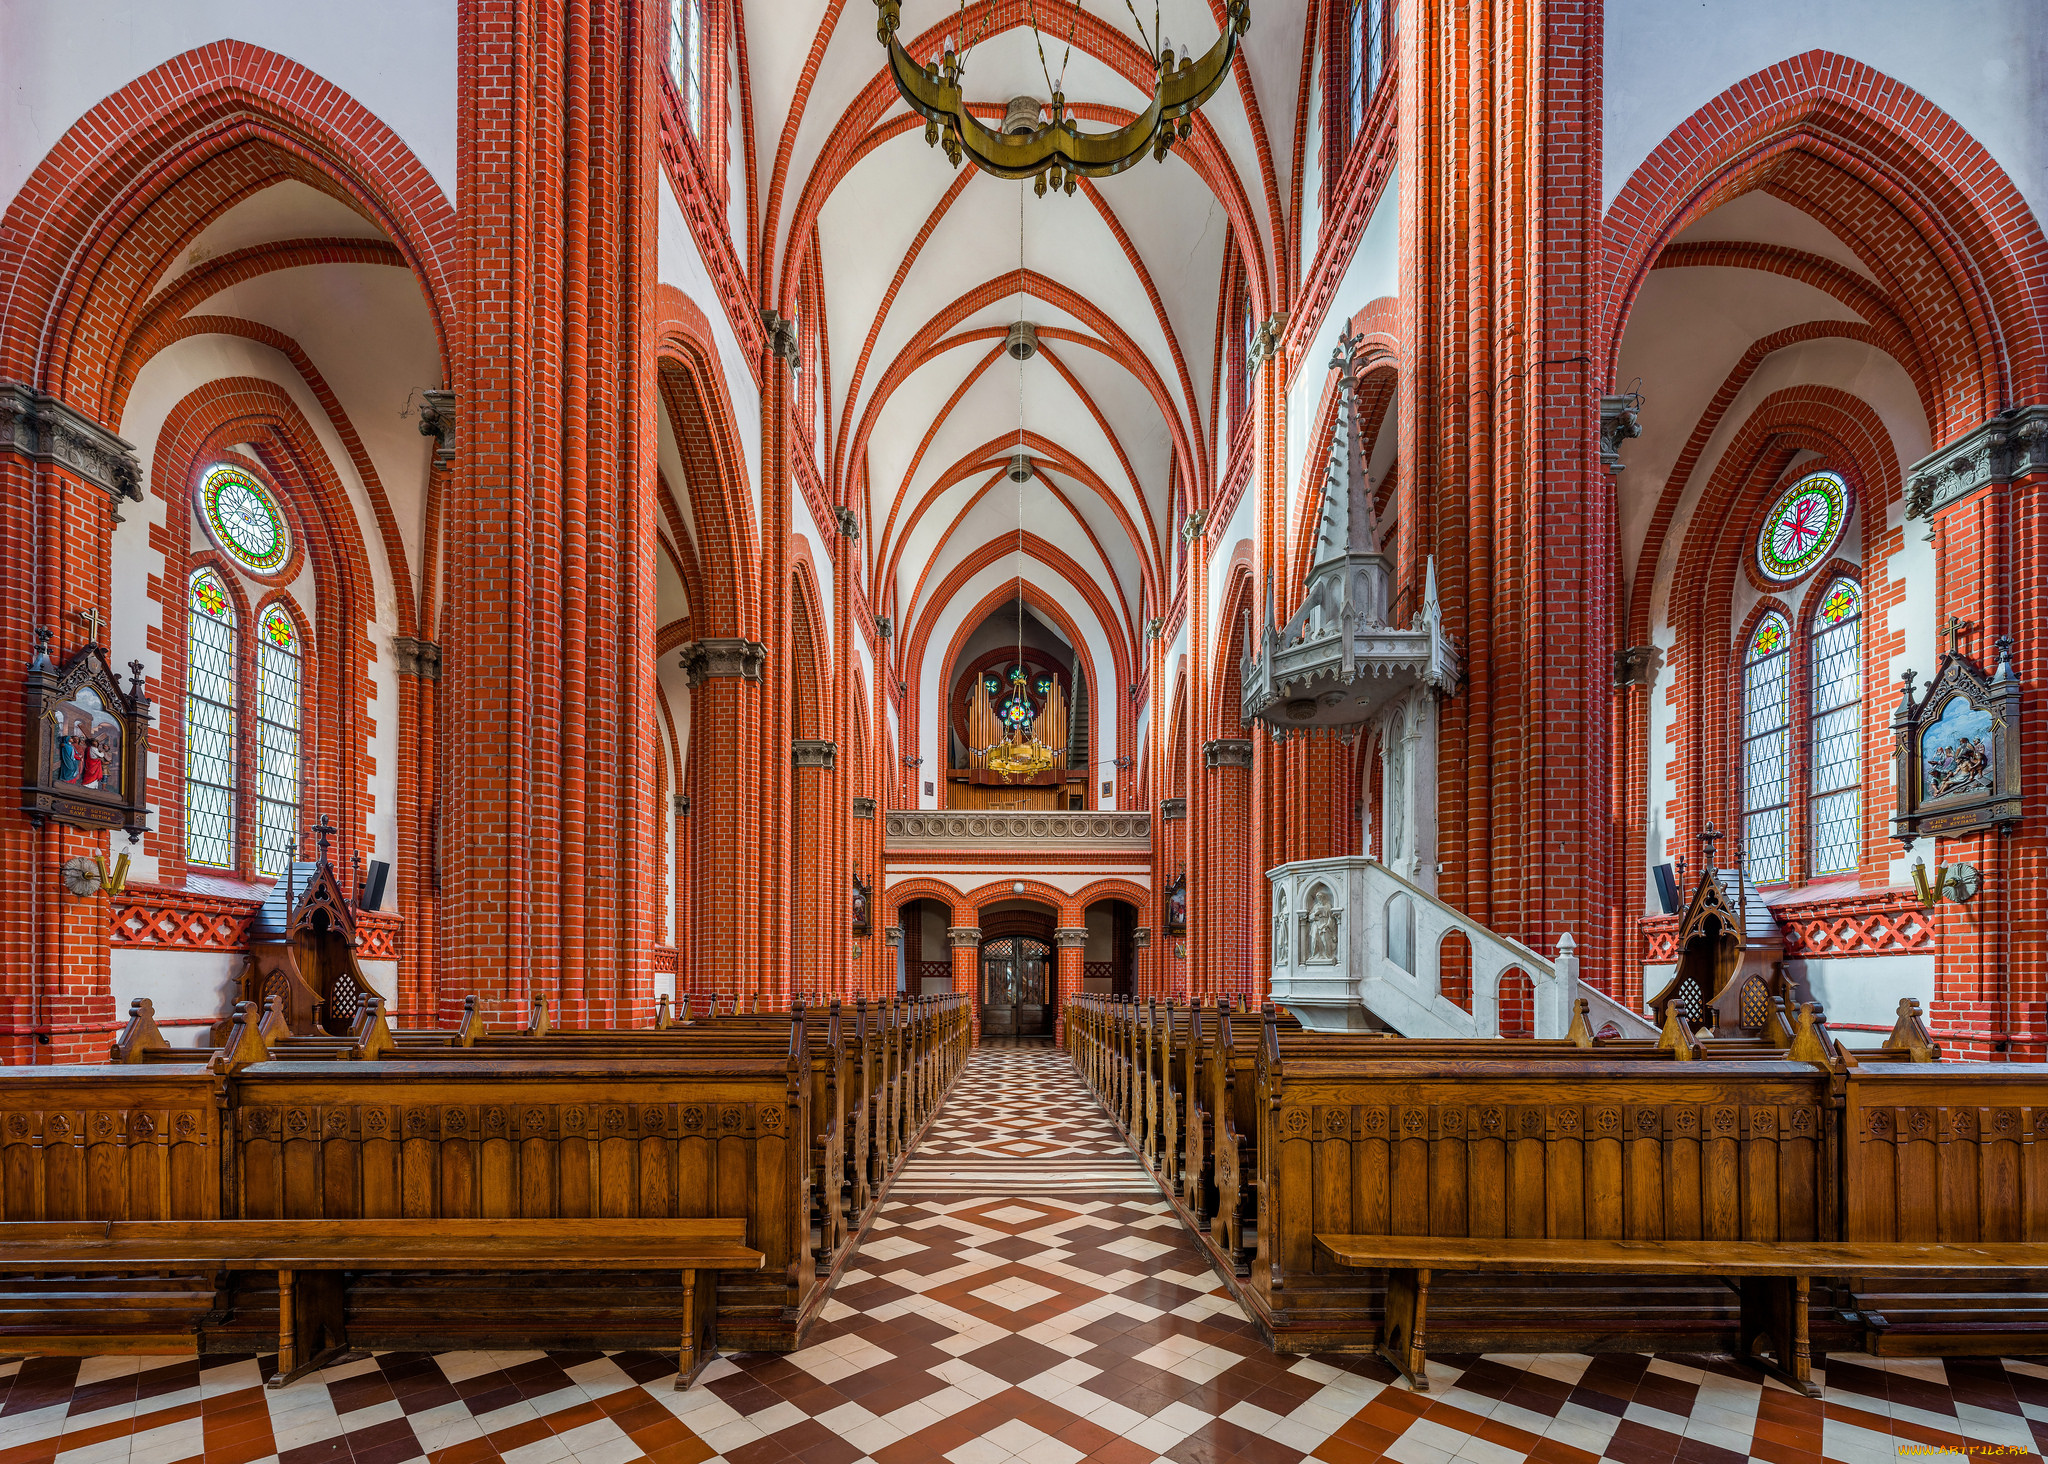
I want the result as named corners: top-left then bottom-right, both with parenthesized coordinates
top-left (1267, 856), bottom-right (1654, 1039)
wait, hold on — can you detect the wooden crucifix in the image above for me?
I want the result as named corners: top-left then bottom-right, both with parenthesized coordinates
top-left (1943, 616), bottom-right (1974, 660)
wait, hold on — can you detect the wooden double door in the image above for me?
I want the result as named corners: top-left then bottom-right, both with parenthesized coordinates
top-left (980, 936), bottom-right (1051, 1037)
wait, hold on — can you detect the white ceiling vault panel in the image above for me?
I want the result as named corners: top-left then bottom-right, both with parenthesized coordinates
top-left (748, 0), bottom-right (1292, 686)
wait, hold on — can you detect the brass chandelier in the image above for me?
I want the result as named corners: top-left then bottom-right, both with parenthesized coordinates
top-left (874, 0), bottom-right (1251, 197)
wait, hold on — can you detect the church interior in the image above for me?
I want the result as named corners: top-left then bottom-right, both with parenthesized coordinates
top-left (3, 1), bottom-right (2047, 1460)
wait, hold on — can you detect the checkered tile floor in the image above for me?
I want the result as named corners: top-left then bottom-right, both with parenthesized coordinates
top-left (6, 1048), bottom-right (2046, 1464)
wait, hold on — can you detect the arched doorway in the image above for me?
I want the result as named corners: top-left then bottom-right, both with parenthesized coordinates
top-left (980, 936), bottom-right (1052, 1037)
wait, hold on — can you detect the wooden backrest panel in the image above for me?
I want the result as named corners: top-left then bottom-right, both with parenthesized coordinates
top-left (1843, 1064), bottom-right (2048, 1244)
top-left (0, 1067), bottom-right (221, 1222)
top-left (1258, 1059), bottom-right (1835, 1284)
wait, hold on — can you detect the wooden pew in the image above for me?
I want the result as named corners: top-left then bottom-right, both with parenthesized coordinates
top-left (0, 1218), bottom-right (760, 1387)
top-left (1314, 1234), bottom-right (2048, 1395)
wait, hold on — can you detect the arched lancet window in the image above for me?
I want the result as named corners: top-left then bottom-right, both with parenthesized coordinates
top-left (185, 571), bottom-right (238, 869)
top-left (1741, 611), bottom-right (1792, 884)
top-left (1808, 578), bottom-right (1863, 874)
top-left (255, 605), bottom-right (304, 877)
top-left (670, 0), bottom-right (706, 136)
top-left (1347, 1), bottom-right (1365, 141)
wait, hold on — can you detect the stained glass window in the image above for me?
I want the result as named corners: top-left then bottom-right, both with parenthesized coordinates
top-left (1757, 470), bottom-right (1849, 583)
top-left (1809, 578), bottom-right (1862, 874)
top-left (670, 0), bottom-right (705, 137)
top-left (185, 571), bottom-right (237, 869)
top-left (199, 463), bottom-right (291, 575)
top-left (1741, 611), bottom-right (1792, 884)
top-left (255, 605), bottom-right (303, 877)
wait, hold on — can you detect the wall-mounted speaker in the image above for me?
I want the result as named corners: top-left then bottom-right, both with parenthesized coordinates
top-left (1652, 862), bottom-right (1679, 915)
top-left (360, 859), bottom-right (391, 912)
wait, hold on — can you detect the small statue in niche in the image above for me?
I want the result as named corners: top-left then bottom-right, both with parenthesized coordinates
top-left (1307, 884), bottom-right (1339, 963)
top-left (1272, 887), bottom-right (1288, 966)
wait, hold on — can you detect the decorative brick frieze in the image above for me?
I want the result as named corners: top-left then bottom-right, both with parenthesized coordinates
top-left (109, 881), bottom-right (402, 958)
top-left (1906, 405), bottom-right (2048, 519)
top-left (0, 382), bottom-right (142, 507)
top-left (679, 638), bottom-right (767, 686)
top-left (885, 811), bottom-right (1150, 854)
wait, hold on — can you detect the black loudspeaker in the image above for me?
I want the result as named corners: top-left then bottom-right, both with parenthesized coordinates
top-left (359, 859), bottom-right (391, 911)
top-left (1652, 862), bottom-right (1679, 915)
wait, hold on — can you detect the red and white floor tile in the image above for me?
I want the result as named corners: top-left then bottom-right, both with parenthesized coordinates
top-left (5, 1047), bottom-right (2044, 1464)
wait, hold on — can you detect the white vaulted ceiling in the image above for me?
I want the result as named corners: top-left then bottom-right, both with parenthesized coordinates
top-left (742, 0), bottom-right (1308, 659)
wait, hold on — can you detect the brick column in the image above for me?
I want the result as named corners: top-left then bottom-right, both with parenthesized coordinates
top-left (947, 926), bottom-right (981, 1045)
top-left (1053, 926), bottom-right (1087, 1043)
top-left (1203, 740), bottom-right (1254, 1005)
top-left (1905, 409), bottom-right (2048, 1059)
top-left (1133, 926), bottom-right (1152, 1002)
top-left (680, 642), bottom-right (765, 1010)
top-left (1401, 0), bottom-right (1609, 986)
top-left (0, 393), bottom-right (140, 1062)
top-left (791, 739), bottom-right (835, 1007)
top-left (444, 0), bottom-right (660, 1026)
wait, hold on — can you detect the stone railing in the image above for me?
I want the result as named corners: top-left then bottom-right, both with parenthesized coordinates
top-left (884, 810), bottom-right (1150, 853)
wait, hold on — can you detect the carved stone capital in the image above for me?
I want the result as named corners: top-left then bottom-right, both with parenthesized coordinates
top-left (945, 926), bottom-right (982, 948)
top-left (873, 614), bottom-right (893, 640)
top-left (673, 793), bottom-right (690, 817)
top-left (1053, 927), bottom-right (1088, 948)
top-left (1614, 644), bottom-right (1662, 689)
top-left (793, 739), bottom-right (837, 769)
top-left (416, 388), bottom-right (456, 468)
top-left (390, 636), bottom-right (441, 680)
top-left (679, 637), bottom-right (767, 687)
top-left (1204, 738), bottom-right (1254, 771)
top-left (884, 925), bottom-right (903, 948)
top-left (762, 309), bottom-right (800, 373)
top-left (1132, 926), bottom-right (1151, 948)
top-left (1159, 796), bottom-right (1187, 821)
top-left (1907, 405), bottom-right (2048, 518)
top-left (0, 382), bottom-right (142, 508)
top-left (852, 796), bottom-right (876, 819)
top-left (833, 505), bottom-right (860, 539)
top-left (1598, 393), bottom-right (1642, 473)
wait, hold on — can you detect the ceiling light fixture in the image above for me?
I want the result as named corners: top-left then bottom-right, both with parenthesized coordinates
top-left (874, 0), bottom-right (1251, 197)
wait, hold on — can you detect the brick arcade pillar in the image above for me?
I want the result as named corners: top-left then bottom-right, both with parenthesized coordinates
top-left (947, 926), bottom-right (981, 1045)
top-left (1053, 926), bottom-right (1087, 1042)
top-left (1133, 926), bottom-right (1153, 1002)
top-left (1907, 409), bottom-right (2048, 1060)
top-left (442, 0), bottom-right (660, 1026)
top-left (1201, 739), bottom-right (1254, 1006)
top-left (1401, 0), bottom-right (1610, 986)
top-left (681, 644), bottom-right (764, 1011)
top-left (790, 739), bottom-right (835, 1008)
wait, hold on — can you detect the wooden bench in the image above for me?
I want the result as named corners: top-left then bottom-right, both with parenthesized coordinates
top-left (0, 1218), bottom-right (760, 1388)
top-left (1316, 1234), bottom-right (2048, 1396)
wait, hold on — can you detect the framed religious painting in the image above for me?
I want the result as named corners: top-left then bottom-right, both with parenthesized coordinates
top-left (21, 628), bottom-right (152, 840)
top-left (1892, 630), bottom-right (2022, 846)
top-left (1164, 871), bottom-right (1187, 936)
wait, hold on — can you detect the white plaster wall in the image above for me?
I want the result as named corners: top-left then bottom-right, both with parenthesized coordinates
top-left (113, 333), bottom-right (407, 884)
top-left (1640, 337), bottom-right (1930, 901)
top-left (1603, 2), bottom-right (2048, 226)
top-left (0, 2), bottom-right (458, 212)
top-left (658, 172), bottom-right (763, 523)
top-left (1796, 953), bottom-right (1935, 1030)
top-left (1285, 169), bottom-right (1399, 538)
top-left (110, 949), bottom-right (241, 1045)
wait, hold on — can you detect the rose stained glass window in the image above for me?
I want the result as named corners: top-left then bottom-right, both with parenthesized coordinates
top-left (255, 605), bottom-right (303, 877)
top-left (185, 570), bottom-right (237, 869)
top-left (200, 463), bottom-right (291, 574)
top-left (1757, 470), bottom-right (1848, 583)
top-left (1741, 611), bottom-right (1792, 884)
top-left (1809, 578), bottom-right (1862, 874)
